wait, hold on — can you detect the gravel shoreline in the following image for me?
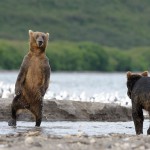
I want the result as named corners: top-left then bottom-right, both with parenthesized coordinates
top-left (0, 132), bottom-right (150, 150)
top-left (1, 98), bottom-right (149, 150)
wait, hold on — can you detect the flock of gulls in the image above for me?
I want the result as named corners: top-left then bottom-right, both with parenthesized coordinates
top-left (0, 81), bottom-right (131, 107)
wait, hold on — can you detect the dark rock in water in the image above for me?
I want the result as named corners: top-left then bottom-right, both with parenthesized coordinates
top-left (0, 98), bottom-right (132, 122)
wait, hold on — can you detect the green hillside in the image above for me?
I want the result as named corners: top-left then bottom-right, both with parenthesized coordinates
top-left (0, 0), bottom-right (150, 48)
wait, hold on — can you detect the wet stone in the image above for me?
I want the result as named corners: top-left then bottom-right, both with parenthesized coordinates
top-left (25, 137), bottom-right (34, 145)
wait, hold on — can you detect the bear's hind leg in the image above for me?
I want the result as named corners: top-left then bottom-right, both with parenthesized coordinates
top-left (132, 104), bottom-right (144, 135)
top-left (8, 95), bottom-right (28, 126)
top-left (30, 102), bottom-right (43, 127)
top-left (8, 108), bottom-right (17, 126)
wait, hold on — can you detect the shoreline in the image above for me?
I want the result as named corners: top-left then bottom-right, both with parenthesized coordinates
top-left (0, 131), bottom-right (150, 150)
top-left (1, 98), bottom-right (150, 150)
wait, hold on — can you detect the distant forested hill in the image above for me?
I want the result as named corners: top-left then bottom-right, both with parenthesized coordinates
top-left (0, 0), bottom-right (150, 48)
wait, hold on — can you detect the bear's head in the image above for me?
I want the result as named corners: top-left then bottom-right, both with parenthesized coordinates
top-left (126, 71), bottom-right (148, 98)
top-left (29, 30), bottom-right (49, 53)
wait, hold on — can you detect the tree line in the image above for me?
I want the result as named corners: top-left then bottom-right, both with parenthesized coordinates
top-left (0, 40), bottom-right (149, 72)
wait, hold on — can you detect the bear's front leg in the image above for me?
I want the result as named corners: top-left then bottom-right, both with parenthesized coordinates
top-left (132, 104), bottom-right (144, 135)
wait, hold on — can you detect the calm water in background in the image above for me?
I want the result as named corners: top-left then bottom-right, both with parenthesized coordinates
top-left (0, 71), bottom-right (129, 105)
top-left (51, 72), bottom-right (126, 95)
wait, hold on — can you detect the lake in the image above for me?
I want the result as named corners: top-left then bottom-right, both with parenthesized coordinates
top-left (0, 72), bottom-right (130, 106)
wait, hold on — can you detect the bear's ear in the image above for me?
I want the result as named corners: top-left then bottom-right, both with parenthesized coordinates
top-left (141, 71), bottom-right (148, 77)
top-left (29, 30), bottom-right (33, 36)
top-left (46, 33), bottom-right (49, 39)
top-left (127, 71), bottom-right (132, 79)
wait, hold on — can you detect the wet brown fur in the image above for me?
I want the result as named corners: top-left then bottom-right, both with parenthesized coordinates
top-left (126, 71), bottom-right (148, 99)
top-left (126, 71), bottom-right (150, 135)
top-left (8, 30), bottom-right (51, 127)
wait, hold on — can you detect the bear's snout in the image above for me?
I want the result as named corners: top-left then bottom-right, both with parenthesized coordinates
top-left (38, 40), bottom-right (43, 47)
top-left (36, 36), bottom-right (44, 47)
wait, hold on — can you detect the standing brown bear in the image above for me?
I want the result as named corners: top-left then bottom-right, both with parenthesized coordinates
top-left (126, 71), bottom-right (150, 135)
top-left (8, 30), bottom-right (50, 127)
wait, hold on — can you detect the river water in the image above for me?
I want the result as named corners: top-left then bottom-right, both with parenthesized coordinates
top-left (0, 120), bottom-right (149, 136)
top-left (0, 72), bottom-right (130, 106)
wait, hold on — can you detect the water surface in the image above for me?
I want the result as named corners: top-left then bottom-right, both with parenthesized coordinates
top-left (0, 121), bottom-right (149, 136)
top-left (0, 72), bottom-right (130, 105)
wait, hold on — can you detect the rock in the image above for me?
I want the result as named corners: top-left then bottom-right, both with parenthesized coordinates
top-left (0, 98), bottom-right (132, 122)
top-left (89, 138), bottom-right (96, 144)
top-left (57, 144), bottom-right (63, 148)
top-left (25, 137), bottom-right (34, 145)
top-left (76, 132), bottom-right (85, 137)
top-left (26, 131), bottom-right (40, 136)
top-left (25, 137), bottom-right (42, 147)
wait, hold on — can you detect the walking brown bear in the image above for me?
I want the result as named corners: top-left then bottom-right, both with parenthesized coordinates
top-left (8, 30), bottom-right (51, 127)
top-left (126, 71), bottom-right (150, 134)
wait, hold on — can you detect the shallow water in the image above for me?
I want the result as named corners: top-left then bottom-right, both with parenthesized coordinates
top-left (0, 121), bottom-right (149, 136)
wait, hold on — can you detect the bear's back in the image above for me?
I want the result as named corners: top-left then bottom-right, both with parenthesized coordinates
top-left (133, 77), bottom-right (150, 92)
top-left (132, 77), bottom-right (150, 100)
top-left (132, 77), bottom-right (150, 111)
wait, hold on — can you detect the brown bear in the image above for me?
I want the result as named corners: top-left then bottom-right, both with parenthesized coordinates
top-left (126, 71), bottom-right (150, 134)
top-left (8, 30), bottom-right (51, 127)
